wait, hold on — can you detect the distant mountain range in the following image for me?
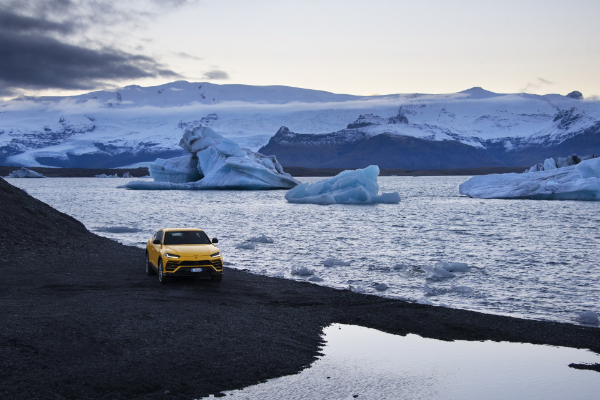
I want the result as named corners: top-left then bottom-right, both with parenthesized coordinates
top-left (1, 82), bottom-right (598, 169)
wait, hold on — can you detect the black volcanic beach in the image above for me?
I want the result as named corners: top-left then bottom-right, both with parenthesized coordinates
top-left (1, 176), bottom-right (599, 400)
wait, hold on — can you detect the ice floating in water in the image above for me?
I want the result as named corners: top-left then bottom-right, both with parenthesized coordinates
top-left (308, 276), bottom-right (324, 282)
top-left (7, 167), bottom-right (45, 178)
top-left (323, 258), bottom-right (351, 267)
top-left (577, 311), bottom-right (599, 324)
top-left (374, 283), bottom-right (388, 291)
top-left (441, 262), bottom-right (470, 272)
top-left (248, 234), bottom-right (274, 243)
top-left (452, 285), bottom-right (473, 294)
top-left (348, 285), bottom-right (366, 293)
top-left (424, 284), bottom-right (439, 296)
top-left (285, 165), bottom-right (400, 204)
top-left (236, 242), bottom-right (256, 250)
top-left (422, 263), bottom-right (455, 280)
top-left (291, 265), bottom-right (314, 276)
top-left (124, 126), bottom-right (298, 190)
top-left (460, 158), bottom-right (600, 200)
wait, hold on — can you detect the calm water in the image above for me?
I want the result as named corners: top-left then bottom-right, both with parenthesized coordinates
top-left (8, 176), bottom-right (600, 325)
top-left (212, 324), bottom-right (600, 400)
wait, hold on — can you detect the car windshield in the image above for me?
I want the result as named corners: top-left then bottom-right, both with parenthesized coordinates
top-left (163, 231), bottom-right (211, 245)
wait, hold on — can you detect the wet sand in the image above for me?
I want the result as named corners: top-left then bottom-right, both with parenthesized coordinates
top-left (0, 177), bottom-right (598, 399)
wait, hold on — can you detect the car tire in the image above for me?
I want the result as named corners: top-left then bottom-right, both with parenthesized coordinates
top-left (146, 252), bottom-right (156, 275)
top-left (211, 274), bottom-right (223, 282)
top-left (158, 258), bottom-right (168, 284)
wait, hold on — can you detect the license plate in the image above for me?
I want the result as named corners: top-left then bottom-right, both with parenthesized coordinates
top-left (191, 268), bottom-right (203, 273)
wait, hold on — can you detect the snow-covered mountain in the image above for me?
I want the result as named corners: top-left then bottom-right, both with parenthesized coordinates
top-left (1, 82), bottom-right (598, 169)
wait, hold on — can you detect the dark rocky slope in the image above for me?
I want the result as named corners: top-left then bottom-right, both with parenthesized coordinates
top-left (1, 177), bottom-right (599, 399)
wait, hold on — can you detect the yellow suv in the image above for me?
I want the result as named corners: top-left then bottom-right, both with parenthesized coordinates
top-left (145, 228), bottom-right (223, 284)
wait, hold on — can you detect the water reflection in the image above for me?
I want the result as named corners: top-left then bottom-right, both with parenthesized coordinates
top-left (214, 324), bottom-right (600, 400)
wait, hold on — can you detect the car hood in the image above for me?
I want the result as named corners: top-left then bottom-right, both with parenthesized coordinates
top-left (163, 244), bottom-right (219, 257)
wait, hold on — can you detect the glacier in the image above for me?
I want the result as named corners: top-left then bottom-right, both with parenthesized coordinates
top-left (459, 158), bottom-right (600, 200)
top-left (6, 167), bottom-right (46, 178)
top-left (284, 165), bottom-right (400, 204)
top-left (124, 126), bottom-right (298, 190)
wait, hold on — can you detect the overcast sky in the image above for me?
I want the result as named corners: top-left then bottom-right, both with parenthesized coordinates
top-left (1, 0), bottom-right (599, 99)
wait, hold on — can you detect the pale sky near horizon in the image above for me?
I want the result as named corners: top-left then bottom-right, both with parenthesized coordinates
top-left (2, 0), bottom-right (600, 99)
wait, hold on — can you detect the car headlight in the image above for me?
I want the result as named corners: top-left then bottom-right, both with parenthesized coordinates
top-left (164, 253), bottom-right (180, 259)
top-left (210, 252), bottom-right (220, 258)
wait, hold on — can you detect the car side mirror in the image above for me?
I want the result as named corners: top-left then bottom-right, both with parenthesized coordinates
top-left (153, 239), bottom-right (161, 245)
top-left (212, 238), bottom-right (218, 244)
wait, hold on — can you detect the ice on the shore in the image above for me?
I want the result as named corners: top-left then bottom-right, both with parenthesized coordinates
top-left (374, 283), bottom-right (388, 291)
top-left (291, 265), bottom-right (314, 276)
top-left (577, 311), bottom-right (599, 324)
top-left (124, 126), bottom-right (299, 190)
top-left (284, 165), bottom-right (400, 204)
top-left (323, 258), bottom-right (351, 267)
top-left (460, 158), bottom-right (600, 200)
top-left (308, 276), bottom-right (324, 282)
top-left (249, 234), bottom-right (274, 243)
top-left (7, 167), bottom-right (45, 178)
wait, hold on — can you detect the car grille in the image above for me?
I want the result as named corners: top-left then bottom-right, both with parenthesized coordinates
top-left (166, 259), bottom-right (219, 272)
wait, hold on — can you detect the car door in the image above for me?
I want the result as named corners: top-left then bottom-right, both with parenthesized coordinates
top-left (149, 230), bottom-right (164, 267)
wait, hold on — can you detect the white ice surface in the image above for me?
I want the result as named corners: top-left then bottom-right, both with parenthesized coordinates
top-left (6, 167), bottom-right (45, 178)
top-left (285, 165), bottom-right (400, 204)
top-left (459, 158), bottom-right (600, 200)
top-left (124, 126), bottom-right (298, 190)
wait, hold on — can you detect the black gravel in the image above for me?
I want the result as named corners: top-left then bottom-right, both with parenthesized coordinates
top-left (1, 177), bottom-right (599, 399)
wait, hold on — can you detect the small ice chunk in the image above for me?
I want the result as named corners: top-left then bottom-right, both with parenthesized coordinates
top-left (236, 242), bottom-right (256, 250)
top-left (440, 262), bottom-right (470, 272)
top-left (543, 158), bottom-right (557, 171)
top-left (452, 285), bottom-right (473, 293)
top-left (577, 311), bottom-right (599, 324)
top-left (323, 258), bottom-right (351, 267)
top-left (424, 283), bottom-right (439, 296)
top-left (348, 285), bottom-right (366, 293)
top-left (7, 167), bottom-right (46, 178)
top-left (291, 266), bottom-right (314, 276)
top-left (374, 283), bottom-right (388, 291)
top-left (422, 264), bottom-right (455, 279)
top-left (248, 234), bottom-right (274, 243)
top-left (416, 298), bottom-right (433, 305)
top-left (308, 276), bottom-right (324, 282)
top-left (95, 173), bottom-right (118, 178)
top-left (393, 263), bottom-right (409, 270)
top-left (122, 172), bottom-right (132, 178)
top-left (285, 165), bottom-right (400, 204)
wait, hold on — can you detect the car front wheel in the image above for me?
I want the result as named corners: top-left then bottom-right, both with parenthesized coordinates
top-left (158, 258), bottom-right (167, 284)
top-left (146, 252), bottom-right (155, 275)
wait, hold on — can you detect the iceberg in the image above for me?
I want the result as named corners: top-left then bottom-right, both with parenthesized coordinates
top-left (95, 173), bottom-right (118, 178)
top-left (7, 168), bottom-right (45, 178)
top-left (459, 158), bottom-right (600, 200)
top-left (284, 165), bottom-right (400, 204)
top-left (124, 126), bottom-right (298, 190)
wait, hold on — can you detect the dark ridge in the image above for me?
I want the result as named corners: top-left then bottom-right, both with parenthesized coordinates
top-left (0, 166), bottom-right (149, 177)
top-left (1, 177), bottom-right (599, 399)
top-left (284, 166), bottom-right (529, 177)
top-left (569, 363), bottom-right (600, 372)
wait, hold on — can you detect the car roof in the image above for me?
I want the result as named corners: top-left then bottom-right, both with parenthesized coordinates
top-left (161, 228), bottom-right (204, 232)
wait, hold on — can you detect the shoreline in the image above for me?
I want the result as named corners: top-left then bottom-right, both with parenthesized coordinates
top-left (0, 165), bottom-right (527, 178)
top-left (1, 176), bottom-right (598, 399)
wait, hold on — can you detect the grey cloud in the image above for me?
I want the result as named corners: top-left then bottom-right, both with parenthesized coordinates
top-left (0, 9), bottom-right (74, 33)
top-left (202, 70), bottom-right (230, 80)
top-left (0, 29), bottom-right (180, 96)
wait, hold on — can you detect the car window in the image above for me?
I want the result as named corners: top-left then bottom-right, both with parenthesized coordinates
top-left (164, 231), bottom-right (211, 245)
top-left (155, 231), bottom-right (164, 243)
